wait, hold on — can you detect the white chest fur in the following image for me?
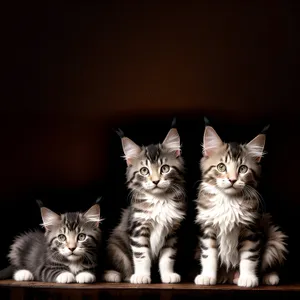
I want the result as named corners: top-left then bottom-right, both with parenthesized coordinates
top-left (198, 193), bottom-right (255, 269)
top-left (69, 263), bottom-right (84, 275)
top-left (139, 195), bottom-right (185, 258)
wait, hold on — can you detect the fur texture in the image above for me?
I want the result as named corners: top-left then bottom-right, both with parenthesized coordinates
top-left (104, 127), bottom-right (186, 284)
top-left (195, 125), bottom-right (287, 287)
top-left (0, 204), bottom-right (101, 283)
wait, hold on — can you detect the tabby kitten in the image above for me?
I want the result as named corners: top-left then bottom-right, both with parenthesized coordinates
top-left (1, 203), bottom-right (101, 283)
top-left (195, 123), bottom-right (287, 287)
top-left (104, 126), bottom-right (186, 284)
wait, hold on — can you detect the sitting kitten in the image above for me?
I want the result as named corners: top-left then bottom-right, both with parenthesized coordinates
top-left (195, 122), bottom-right (287, 287)
top-left (104, 125), bottom-right (186, 284)
top-left (0, 202), bottom-right (101, 283)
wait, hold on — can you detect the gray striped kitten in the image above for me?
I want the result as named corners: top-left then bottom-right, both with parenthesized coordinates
top-left (3, 203), bottom-right (101, 283)
top-left (104, 127), bottom-right (186, 284)
top-left (195, 124), bottom-right (287, 287)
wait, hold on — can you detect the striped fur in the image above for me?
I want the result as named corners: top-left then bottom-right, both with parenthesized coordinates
top-left (3, 204), bottom-right (101, 283)
top-left (104, 128), bottom-right (186, 284)
top-left (195, 126), bottom-right (287, 287)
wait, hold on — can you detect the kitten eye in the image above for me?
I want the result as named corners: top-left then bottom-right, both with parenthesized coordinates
top-left (239, 165), bottom-right (248, 174)
top-left (58, 234), bottom-right (66, 242)
top-left (77, 233), bottom-right (86, 241)
top-left (140, 167), bottom-right (149, 176)
top-left (217, 163), bottom-right (226, 172)
top-left (160, 164), bottom-right (170, 174)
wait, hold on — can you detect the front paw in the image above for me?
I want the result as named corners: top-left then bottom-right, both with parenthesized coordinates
top-left (13, 270), bottom-right (34, 281)
top-left (130, 273), bottom-right (151, 284)
top-left (237, 274), bottom-right (259, 287)
top-left (194, 274), bottom-right (217, 285)
top-left (56, 272), bottom-right (75, 283)
top-left (262, 272), bottom-right (279, 285)
top-left (161, 272), bottom-right (181, 283)
top-left (103, 270), bottom-right (121, 283)
top-left (76, 272), bottom-right (96, 283)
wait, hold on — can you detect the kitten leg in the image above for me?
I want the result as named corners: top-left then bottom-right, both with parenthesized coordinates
top-left (195, 226), bottom-right (218, 285)
top-left (13, 270), bottom-right (34, 281)
top-left (237, 233), bottom-right (260, 287)
top-left (159, 236), bottom-right (181, 283)
top-left (76, 271), bottom-right (96, 283)
top-left (130, 231), bottom-right (151, 284)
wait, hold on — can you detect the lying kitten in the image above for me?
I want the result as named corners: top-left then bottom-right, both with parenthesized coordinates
top-left (104, 125), bottom-right (186, 284)
top-left (0, 202), bottom-right (101, 283)
top-left (195, 122), bottom-right (287, 287)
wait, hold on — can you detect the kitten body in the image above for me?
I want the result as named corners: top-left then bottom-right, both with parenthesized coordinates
top-left (1, 204), bottom-right (101, 283)
top-left (104, 127), bottom-right (186, 284)
top-left (195, 125), bottom-right (287, 287)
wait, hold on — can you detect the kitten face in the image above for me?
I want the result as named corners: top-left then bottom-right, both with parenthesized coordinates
top-left (127, 144), bottom-right (184, 194)
top-left (201, 126), bottom-right (265, 196)
top-left (41, 204), bottom-right (101, 262)
top-left (120, 128), bottom-right (184, 195)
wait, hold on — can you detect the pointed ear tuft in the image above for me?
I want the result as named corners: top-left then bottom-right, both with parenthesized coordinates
top-left (162, 128), bottom-right (181, 157)
top-left (36, 200), bottom-right (44, 208)
top-left (204, 116), bottom-right (211, 126)
top-left (261, 124), bottom-right (270, 134)
top-left (121, 137), bottom-right (142, 166)
top-left (115, 128), bottom-right (125, 138)
top-left (40, 207), bottom-right (61, 231)
top-left (171, 117), bottom-right (177, 128)
top-left (246, 134), bottom-right (266, 162)
top-left (83, 204), bottom-right (101, 227)
top-left (203, 126), bottom-right (223, 157)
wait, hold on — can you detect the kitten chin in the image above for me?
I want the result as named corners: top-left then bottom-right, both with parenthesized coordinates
top-left (66, 254), bottom-right (82, 262)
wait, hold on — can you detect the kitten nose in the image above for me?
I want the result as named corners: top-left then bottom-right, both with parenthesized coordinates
top-left (152, 180), bottom-right (160, 185)
top-left (68, 247), bottom-right (76, 252)
top-left (229, 179), bottom-right (237, 184)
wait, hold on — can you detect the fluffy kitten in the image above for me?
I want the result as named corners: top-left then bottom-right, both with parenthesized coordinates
top-left (104, 126), bottom-right (186, 284)
top-left (0, 203), bottom-right (101, 283)
top-left (195, 123), bottom-right (287, 287)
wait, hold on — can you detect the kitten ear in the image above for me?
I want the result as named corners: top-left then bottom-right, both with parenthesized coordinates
top-left (162, 128), bottom-right (181, 157)
top-left (40, 207), bottom-right (61, 231)
top-left (203, 126), bottom-right (223, 157)
top-left (83, 204), bottom-right (101, 227)
top-left (121, 137), bottom-right (142, 166)
top-left (246, 134), bottom-right (266, 162)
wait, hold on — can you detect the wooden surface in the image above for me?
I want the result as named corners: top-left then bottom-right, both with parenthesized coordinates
top-left (0, 280), bottom-right (300, 291)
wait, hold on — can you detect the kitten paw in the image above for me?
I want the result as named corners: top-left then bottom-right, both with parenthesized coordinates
top-left (233, 271), bottom-right (240, 284)
top-left (103, 270), bottom-right (121, 283)
top-left (194, 274), bottom-right (217, 285)
top-left (56, 272), bottom-right (75, 283)
top-left (161, 272), bottom-right (181, 283)
top-left (237, 275), bottom-right (259, 287)
top-left (262, 272), bottom-right (279, 285)
top-left (13, 270), bottom-right (34, 281)
top-left (130, 273), bottom-right (151, 284)
top-left (76, 272), bottom-right (96, 283)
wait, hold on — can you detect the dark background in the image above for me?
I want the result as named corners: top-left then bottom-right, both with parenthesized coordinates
top-left (0, 1), bottom-right (298, 283)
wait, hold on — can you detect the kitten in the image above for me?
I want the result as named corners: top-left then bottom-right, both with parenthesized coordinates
top-left (0, 203), bottom-right (101, 283)
top-left (194, 123), bottom-right (287, 287)
top-left (104, 126), bottom-right (186, 284)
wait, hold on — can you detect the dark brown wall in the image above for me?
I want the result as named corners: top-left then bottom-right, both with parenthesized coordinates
top-left (0, 1), bottom-right (298, 282)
